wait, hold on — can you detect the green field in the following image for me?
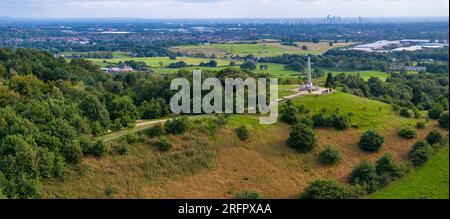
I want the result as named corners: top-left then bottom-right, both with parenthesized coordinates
top-left (369, 146), bottom-right (449, 199)
top-left (255, 63), bottom-right (300, 77)
top-left (87, 56), bottom-right (233, 68)
top-left (323, 69), bottom-right (390, 81)
top-left (84, 53), bottom-right (392, 83)
top-left (170, 42), bottom-right (351, 57)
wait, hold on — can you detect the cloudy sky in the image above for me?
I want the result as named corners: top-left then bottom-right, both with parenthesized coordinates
top-left (0, 0), bottom-right (448, 19)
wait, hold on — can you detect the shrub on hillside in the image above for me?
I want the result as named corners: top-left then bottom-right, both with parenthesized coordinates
top-left (399, 108), bottom-right (413, 118)
top-left (348, 161), bottom-right (380, 193)
top-left (116, 143), bottom-right (128, 155)
top-left (408, 140), bottom-right (433, 166)
top-left (233, 190), bottom-right (260, 199)
top-left (297, 115), bottom-right (314, 128)
top-left (398, 126), bottom-right (417, 139)
top-left (286, 124), bottom-right (317, 153)
top-left (359, 131), bottom-right (384, 152)
top-left (438, 111), bottom-right (449, 129)
top-left (426, 130), bottom-right (443, 145)
top-left (312, 109), bottom-right (332, 127)
top-left (312, 108), bottom-right (351, 130)
top-left (301, 180), bottom-right (354, 199)
top-left (104, 184), bottom-right (116, 198)
top-left (36, 147), bottom-right (56, 179)
top-left (235, 125), bottom-right (250, 141)
top-left (375, 154), bottom-right (404, 185)
top-left (416, 121), bottom-right (426, 129)
top-left (61, 140), bottom-right (83, 165)
top-left (153, 136), bottom-right (173, 152)
top-left (123, 132), bottom-right (138, 144)
top-left (280, 100), bottom-right (298, 124)
top-left (428, 105), bottom-right (444, 120)
top-left (90, 140), bottom-right (110, 157)
top-left (331, 113), bottom-right (352, 130)
top-left (318, 146), bottom-right (342, 165)
top-left (215, 114), bottom-right (228, 126)
top-left (165, 117), bottom-right (190, 134)
top-left (145, 123), bottom-right (166, 138)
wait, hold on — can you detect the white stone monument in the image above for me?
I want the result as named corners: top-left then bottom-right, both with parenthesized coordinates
top-left (299, 56), bottom-right (319, 91)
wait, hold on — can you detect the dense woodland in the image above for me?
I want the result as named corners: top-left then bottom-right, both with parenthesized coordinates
top-left (0, 48), bottom-right (172, 198)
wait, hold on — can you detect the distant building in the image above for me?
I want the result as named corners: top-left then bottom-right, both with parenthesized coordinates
top-left (101, 66), bottom-right (134, 73)
top-left (349, 39), bottom-right (448, 53)
top-left (353, 40), bottom-right (401, 52)
top-left (391, 66), bottom-right (426, 72)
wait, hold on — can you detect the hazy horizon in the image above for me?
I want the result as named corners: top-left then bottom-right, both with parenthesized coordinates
top-left (0, 0), bottom-right (448, 19)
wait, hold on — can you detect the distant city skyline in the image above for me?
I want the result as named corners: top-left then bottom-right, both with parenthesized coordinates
top-left (0, 0), bottom-right (448, 19)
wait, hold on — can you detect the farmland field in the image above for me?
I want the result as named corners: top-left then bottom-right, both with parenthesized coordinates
top-left (87, 56), bottom-right (234, 68)
top-left (169, 42), bottom-right (351, 58)
top-left (323, 69), bottom-right (390, 81)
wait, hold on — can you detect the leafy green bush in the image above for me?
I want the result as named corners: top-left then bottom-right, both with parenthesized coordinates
top-left (37, 147), bottom-right (56, 179)
top-left (399, 108), bottom-right (413, 118)
top-left (104, 184), bottom-right (116, 198)
top-left (312, 109), bottom-right (332, 127)
top-left (236, 125), bottom-right (250, 141)
top-left (348, 161), bottom-right (380, 193)
top-left (428, 105), bottom-right (444, 120)
top-left (215, 114), bottom-right (228, 126)
top-left (154, 136), bottom-right (173, 151)
top-left (297, 115), bottom-right (314, 128)
top-left (359, 131), bottom-right (384, 152)
top-left (280, 100), bottom-right (298, 124)
top-left (233, 190), bottom-right (260, 199)
top-left (312, 108), bottom-right (351, 130)
top-left (415, 121), bottom-right (426, 129)
top-left (426, 130), bottom-right (443, 145)
top-left (398, 126), bottom-right (417, 139)
top-left (301, 180), bottom-right (354, 199)
top-left (116, 143), bottom-right (128, 156)
top-left (331, 113), bottom-right (352, 130)
top-left (375, 154), bottom-right (404, 185)
top-left (60, 140), bottom-right (83, 165)
top-left (145, 123), bottom-right (166, 138)
top-left (318, 146), bottom-right (341, 165)
top-left (408, 140), bottom-right (433, 166)
top-left (91, 140), bottom-right (110, 157)
top-left (438, 111), bottom-right (448, 128)
top-left (165, 117), bottom-right (190, 134)
top-left (286, 124), bottom-right (317, 153)
top-left (123, 133), bottom-right (138, 144)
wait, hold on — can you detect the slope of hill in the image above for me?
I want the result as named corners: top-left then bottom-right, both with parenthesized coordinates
top-left (40, 92), bottom-right (434, 198)
top-left (368, 146), bottom-right (449, 199)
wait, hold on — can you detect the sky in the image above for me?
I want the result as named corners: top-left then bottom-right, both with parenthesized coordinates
top-left (0, 0), bottom-right (448, 19)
